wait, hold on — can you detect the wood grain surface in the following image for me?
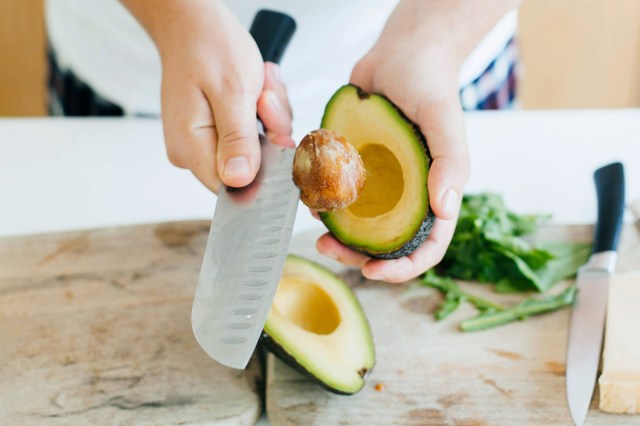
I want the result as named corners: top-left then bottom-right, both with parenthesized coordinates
top-left (0, 221), bottom-right (262, 425)
top-left (2, 221), bottom-right (639, 425)
top-left (267, 225), bottom-right (640, 425)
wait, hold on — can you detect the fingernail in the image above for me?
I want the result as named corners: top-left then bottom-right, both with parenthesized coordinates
top-left (270, 64), bottom-right (282, 83)
top-left (367, 273), bottom-right (386, 281)
top-left (324, 251), bottom-right (340, 261)
top-left (223, 156), bottom-right (250, 179)
top-left (441, 188), bottom-right (459, 215)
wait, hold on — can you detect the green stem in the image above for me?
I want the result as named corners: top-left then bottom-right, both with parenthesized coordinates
top-left (461, 291), bottom-right (505, 312)
top-left (420, 272), bottom-right (505, 317)
top-left (460, 286), bottom-right (577, 332)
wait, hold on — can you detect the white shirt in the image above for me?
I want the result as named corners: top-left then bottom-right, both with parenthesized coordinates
top-left (46, 0), bottom-right (517, 141)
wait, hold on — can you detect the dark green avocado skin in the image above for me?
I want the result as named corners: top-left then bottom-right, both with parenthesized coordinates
top-left (320, 84), bottom-right (435, 260)
top-left (259, 332), bottom-right (368, 395)
top-left (368, 210), bottom-right (436, 260)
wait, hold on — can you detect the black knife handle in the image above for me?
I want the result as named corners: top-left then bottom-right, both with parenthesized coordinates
top-left (249, 10), bottom-right (296, 64)
top-left (593, 162), bottom-right (625, 253)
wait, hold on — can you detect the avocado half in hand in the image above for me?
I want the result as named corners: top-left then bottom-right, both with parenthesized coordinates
top-left (262, 255), bottom-right (375, 395)
top-left (319, 84), bottom-right (435, 259)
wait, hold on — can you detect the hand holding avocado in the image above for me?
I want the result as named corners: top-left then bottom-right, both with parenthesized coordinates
top-left (125, 0), bottom-right (518, 283)
top-left (315, 0), bottom-right (491, 283)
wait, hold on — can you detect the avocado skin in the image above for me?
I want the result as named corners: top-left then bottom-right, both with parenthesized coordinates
top-left (367, 209), bottom-right (436, 260)
top-left (321, 209), bottom-right (435, 260)
top-left (320, 84), bottom-right (435, 260)
top-left (259, 332), bottom-right (368, 395)
top-left (258, 254), bottom-right (375, 395)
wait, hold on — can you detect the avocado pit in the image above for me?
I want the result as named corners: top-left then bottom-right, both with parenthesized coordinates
top-left (292, 129), bottom-right (365, 212)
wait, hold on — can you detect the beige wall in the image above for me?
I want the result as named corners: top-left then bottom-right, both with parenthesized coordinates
top-left (0, 0), bottom-right (46, 116)
top-left (0, 0), bottom-right (639, 116)
top-left (518, 0), bottom-right (640, 108)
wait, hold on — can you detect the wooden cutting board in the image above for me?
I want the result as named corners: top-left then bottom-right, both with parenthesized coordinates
top-left (2, 221), bottom-right (639, 425)
top-left (0, 221), bottom-right (262, 425)
top-left (268, 225), bottom-right (640, 426)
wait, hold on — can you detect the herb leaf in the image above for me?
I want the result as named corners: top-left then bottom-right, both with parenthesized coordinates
top-left (439, 193), bottom-right (590, 293)
top-left (417, 193), bottom-right (590, 331)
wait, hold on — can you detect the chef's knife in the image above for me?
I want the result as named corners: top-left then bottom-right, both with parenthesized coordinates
top-left (566, 162), bottom-right (625, 425)
top-left (191, 10), bottom-right (298, 370)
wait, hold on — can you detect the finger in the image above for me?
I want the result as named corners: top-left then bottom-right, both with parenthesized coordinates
top-left (263, 62), bottom-right (291, 115)
top-left (161, 77), bottom-right (220, 193)
top-left (210, 88), bottom-right (261, 188)
top-left (258, 63), bottom-right (294, 147)
top-left (258, 90), bottom-right (295, 148)
top-left (416, 98), bottom-right (471, 220)
top-left (316, 233), bottom-right (370, 268)
top-left (189, 127), bottom-right (221, 193)
top-left (362, 216), bottom-right (457, 283)
top-left (266, 131), bottom-right (296, 148)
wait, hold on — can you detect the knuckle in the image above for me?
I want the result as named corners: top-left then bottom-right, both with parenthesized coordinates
top-left (352, 56), bottom-right (374, 80)
top-left (455, 150), bottom-right (472, 185)
top-left (167, 151), bottom-right (183, 167)
top-left (432, 250), bottom-right (446, 266)
top-left (462, 157), bottom-right (472, 183)
top-left (165, 141), bottom-right (188, 168)
top-left (218, 128), bottom-right (255, 149)
top-left (217, 72), bottom-right (258, 98)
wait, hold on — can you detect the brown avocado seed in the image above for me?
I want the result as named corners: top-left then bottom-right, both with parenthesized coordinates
top-left (292, 129), bottom-right (366, 212)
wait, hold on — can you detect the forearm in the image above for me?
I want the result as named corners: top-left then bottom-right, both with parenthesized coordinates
top-left (120, 0), bottom-right (232, 58)
top-left (378, 0), bottom-right (520, 69)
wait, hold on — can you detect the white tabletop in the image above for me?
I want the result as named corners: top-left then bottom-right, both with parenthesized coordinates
top-left (1, 110), bottom-right (638, 238)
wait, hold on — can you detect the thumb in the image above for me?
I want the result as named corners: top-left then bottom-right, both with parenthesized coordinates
top-left (417, 98), bottom-right (471, 220)
top-left (212, 92), bottom-right (261, 188)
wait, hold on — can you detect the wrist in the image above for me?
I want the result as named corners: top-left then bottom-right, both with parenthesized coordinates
top-left (378, 0), bottom-right (520, 71)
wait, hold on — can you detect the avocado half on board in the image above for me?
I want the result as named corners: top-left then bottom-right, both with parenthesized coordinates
top-left (319, 84), bottom-right (435, 259)
top-left (262, 255), bottom-right (375, 395)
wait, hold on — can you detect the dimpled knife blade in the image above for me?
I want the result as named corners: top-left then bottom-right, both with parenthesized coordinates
top-left (191, 124), bottom-right (299, 369)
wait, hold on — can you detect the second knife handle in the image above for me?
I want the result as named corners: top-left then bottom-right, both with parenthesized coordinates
top-left (593, 162), bottom-right (625, 254)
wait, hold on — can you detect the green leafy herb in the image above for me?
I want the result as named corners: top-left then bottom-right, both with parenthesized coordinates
top-left (460, 287), bottom-right (577, 331)
top-left (418, 193), bottom-right (590, 331)
top-left (439, 193), bottom-right (590, 292)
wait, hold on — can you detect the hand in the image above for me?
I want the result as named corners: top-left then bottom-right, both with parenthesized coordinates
top-left (316, 1), bottom-right (475, 283)
top-left (125, 1), bottom-right (294, 193)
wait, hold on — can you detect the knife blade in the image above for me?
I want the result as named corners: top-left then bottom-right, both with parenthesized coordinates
top-left (566, 162), bottom-right (625, 425)
top-left (191, 10), bottom-right (297, 370)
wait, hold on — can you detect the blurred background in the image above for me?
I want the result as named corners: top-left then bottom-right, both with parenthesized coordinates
top-left (1, 0), bottom-right (640, 116)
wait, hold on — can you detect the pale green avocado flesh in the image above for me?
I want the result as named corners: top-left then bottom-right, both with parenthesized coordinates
top-left (319, 84), bottom-right (434, 259)
top-left (262, 255), bottom-right (375, 395)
